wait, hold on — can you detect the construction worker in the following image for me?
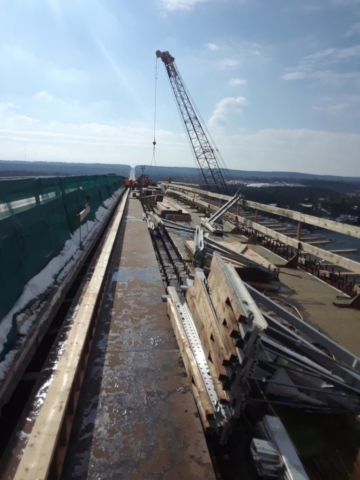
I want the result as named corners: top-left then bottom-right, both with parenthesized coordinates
top-left (168, 177), bottom-right (172, 184)
top-left (144, 176), bottom-right (150, 187)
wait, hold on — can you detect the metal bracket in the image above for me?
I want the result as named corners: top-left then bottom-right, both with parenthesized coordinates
top-left (173, 301), bottom-right (232, 436)
top-left (276, 253), bottom-right (299, 270)
top-left (333, 293), bottom-right (360, 310)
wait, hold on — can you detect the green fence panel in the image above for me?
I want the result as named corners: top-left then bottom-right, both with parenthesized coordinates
top-left (0, 174), bottom-right (124, 360)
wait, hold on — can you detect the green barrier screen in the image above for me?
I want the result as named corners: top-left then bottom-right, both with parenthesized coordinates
top-left (0, 174), bottom-right (124, 360)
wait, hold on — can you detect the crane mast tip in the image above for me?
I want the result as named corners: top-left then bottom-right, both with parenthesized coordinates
top-left (156, 50), bottom-right (175, 65)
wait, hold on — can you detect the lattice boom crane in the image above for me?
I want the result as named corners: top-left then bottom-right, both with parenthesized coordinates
top-left (156, 50), bottom-right (229, 194)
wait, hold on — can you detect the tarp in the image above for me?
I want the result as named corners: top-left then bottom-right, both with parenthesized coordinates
top-left (0, 174), bottom-right (124, 360)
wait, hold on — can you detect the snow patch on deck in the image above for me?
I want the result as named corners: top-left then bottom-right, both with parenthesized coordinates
top-left (0, 188), bottom-right (124, 381)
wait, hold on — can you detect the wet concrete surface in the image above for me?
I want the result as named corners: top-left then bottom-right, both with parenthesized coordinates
top-left (62, 199), bottom-right (215, 480)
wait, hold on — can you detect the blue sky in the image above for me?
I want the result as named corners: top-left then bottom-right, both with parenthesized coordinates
top-left (0, 0), bottom-right (360, 175)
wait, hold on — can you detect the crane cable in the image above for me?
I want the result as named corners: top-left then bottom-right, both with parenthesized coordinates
top-left (153, 56), bottom-right (158, 151)
top-left (149, 57), bottom-right (161, 180)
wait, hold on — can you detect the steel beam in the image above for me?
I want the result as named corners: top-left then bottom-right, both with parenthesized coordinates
top-left (166, 184), bottom-right (360, 239)
top-left (246, 283), bottom-right (360, 371)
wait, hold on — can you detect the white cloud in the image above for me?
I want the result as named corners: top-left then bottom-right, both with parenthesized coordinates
top-left (0, 100), bottom-right (359, 176)
top-left (330, 0), bottom-right (360, 5)
top-left (312, 103), bottom-right (349, 114)
top-left (311, 94), bottom-right (360, 114)
top-left (220, 58), bottom-right (240, 69)
top-left (0, 44), bottom-right (87, 90)
top-left (305, 45), bottom-right (360, 60)
top-left (33, 91), bottom-right (54, 102)
top-left (282, 45), bottom-right (360, 83)
top-left (346, 22), bottom-right (360, 36)
top-left (208, 96), bottom-right (247, 127)
top-left (48, 66), bottom-right (87, 84)
top-left (203, 41), bottom-right (270, 71)
top-left (215, 128), bottom-right (360, 176)
top-left (158, 0), bottom-right (247, 12)
top-left (282, 72), bottom-right (306, 80)
top-left (205, 43), bottom-right (219, 51)
top-left (229, 78), bottom-right (247, 86)
top-left (7, 115), bottom-right (39, 124)
top-left (300, 4), bottom-right (322, 12)
top-left (0, 98), bottom-right (188, 165)
top-left (283, 69), bottom-right (360, 82)
top-left (159, 0), bottom-right (209, 11)
top-left (0, 102), bottom-right (19, 113)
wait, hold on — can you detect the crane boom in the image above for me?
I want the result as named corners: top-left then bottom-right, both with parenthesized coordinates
top-left (156, 50), bottom-right (229, 194)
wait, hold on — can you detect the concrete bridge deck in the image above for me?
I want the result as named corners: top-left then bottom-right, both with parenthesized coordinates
top-left (61, 198), bottom-right (215, 480)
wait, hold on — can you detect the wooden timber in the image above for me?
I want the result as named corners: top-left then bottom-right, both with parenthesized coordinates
top-left (234, 218), bottom-right (360, 274)
top-left (156, 198), bottom-right (191, 222)
top-left (330, 249), bottom-right (359, 254)
top-left (320, 270), bottom-right (360, 278)
top-left (141, 194), bottom-right (163, 206)
top-left (307, 239), bottom-right (332, 245)
top-left (186, 289), bottom-right (229, 377)
top-left (12, 190), bottom-right (130, 480)
top-left (168, 189), bottom-right (360, 275)
top-left (167, 296), bottom-right (214, 420)
top-left (208, 255), bottom-right (247, 327)
top-left (192, 273), bottom-right (235, 363)
top-left (0, 189), bottom-right (126, 412)
top-left (167, 184), bottom-right (360, 239)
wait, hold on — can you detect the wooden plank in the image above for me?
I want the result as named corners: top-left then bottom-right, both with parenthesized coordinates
top-left (167, 231), bottom-right (192, 263)
top-left (210, 283), bottom-right (240, 335)
top-left (320, 270), bottom-right (360, 278)
top-left (191, 276), bottom-right (235, 363)
top-left (178, 189), bottom-right (360, 274)
top-left (170, 188), bottom-right (360, 273)
top-left (269, 226), bottom-right (296, 232)
top-left (13, 189), bottom-right (130, 480)
top-left (191, 384), bottom-right (212, 432)
top-left (167, 189), bottom-right (213, 214)
top-left (157, 198), bottom-right (192, 221)
top-left (330, 249), bottom-right (359, 254)
top-left (190, 279), bottom-right (237, 361)
top-left (186, 288), bottom-right (225, 374)
top-left (235, 215), bottom-right (360, 274)
top-left (0, 189), bottom-right (124, 412)
top-left (307, 239), bottom-right (332, 245)
top-left (140, 194), bottom-right (158, 206)
top-left (166, 299), bottom-right (214, 419)
top-left (206, 356), bottom-right (233, 404)
top-left (186, 291), bottom-right (232, 408)
top-left (164, 198), bottom-right (191, 215)
top-left (289, 235), bottom-right (327, 242)
top-left (211, 203), bottom-right (360, 273)
top-left (166, 184), bottom-right (360, 239)
top-left (77, 203), bottom-right (90, 223)
top-left (208, 255), bottom-right (248, 325)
